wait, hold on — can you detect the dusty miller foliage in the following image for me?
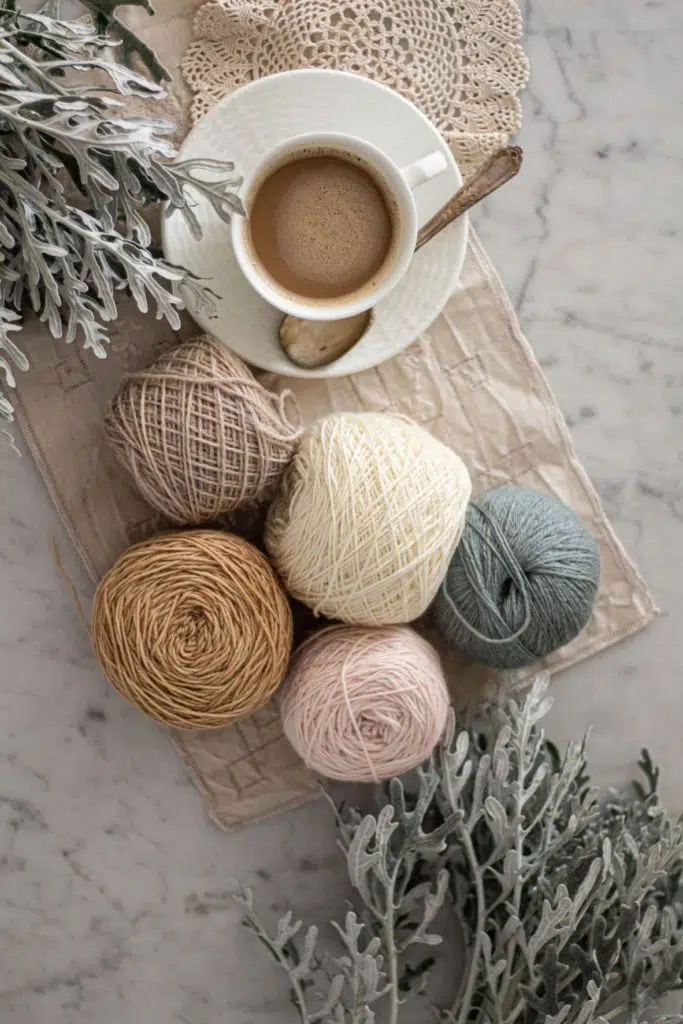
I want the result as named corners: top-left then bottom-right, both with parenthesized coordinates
top-left (238, 679), bottom-right (683, 1024)
top-left (41, 0), bottom-right (171, 82)
top-left (0, 0), bottom-right (243, 422)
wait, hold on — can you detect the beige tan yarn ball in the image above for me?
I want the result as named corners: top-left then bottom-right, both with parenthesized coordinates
top-left (105, 336), bottom-right (302, 525)
top-left (265, 412), bottom-right (472, 625)
top-left (91, 530), bottom-right (293, 729)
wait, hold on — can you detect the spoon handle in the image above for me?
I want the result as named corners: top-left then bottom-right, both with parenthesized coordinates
top-left (415, 145), bottom-right (523, 251)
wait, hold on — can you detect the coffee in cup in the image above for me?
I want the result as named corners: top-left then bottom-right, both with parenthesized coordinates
top-left (246, 148), bottom-right (399, 303)
top-left (231, 132), bottom-right (448, 321)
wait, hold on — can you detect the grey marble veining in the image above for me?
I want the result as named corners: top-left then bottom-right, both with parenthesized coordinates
top-left (1, 1), bottom-right (683, 1021)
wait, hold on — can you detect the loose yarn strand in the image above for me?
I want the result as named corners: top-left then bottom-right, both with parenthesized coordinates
top-left (340, 646), bottom-right (380, 784)
top-left (438, 502), bottom-right (533, 646)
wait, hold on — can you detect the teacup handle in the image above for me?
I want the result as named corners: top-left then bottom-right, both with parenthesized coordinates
top-left (399, 150), bottom-right (448, 190)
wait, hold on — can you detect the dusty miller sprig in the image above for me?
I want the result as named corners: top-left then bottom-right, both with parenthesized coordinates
top-left (241, 679), bottom-right (683, 1024)
top-left (235, 889), bottom-right (392, 1024)
top-left (76, 0), bottom-right (171, 82)
top-left (26, 0), bottom-right (170, 82)
top-left (0, 5), bottom-right (244, 422)
top-left (235, 781), bottom-right (454, 1023)
top-left (435, 682), bottom-right (683, 1024)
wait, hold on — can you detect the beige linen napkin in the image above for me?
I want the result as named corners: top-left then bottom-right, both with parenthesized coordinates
top-left (12, 0), bottom-right (656, 830)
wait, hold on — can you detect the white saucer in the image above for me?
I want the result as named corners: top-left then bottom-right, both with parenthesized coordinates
top-left (163, 69), bottom-right (468, 378)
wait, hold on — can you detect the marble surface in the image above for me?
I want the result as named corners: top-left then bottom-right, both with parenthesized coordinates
top-left (2, 2), bottom-right (683, 1021)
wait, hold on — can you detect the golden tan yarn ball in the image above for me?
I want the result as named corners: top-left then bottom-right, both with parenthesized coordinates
top-left (105, 336), bottom-right (302, 525)
top-left (91, 531), bottom-right (293, 729)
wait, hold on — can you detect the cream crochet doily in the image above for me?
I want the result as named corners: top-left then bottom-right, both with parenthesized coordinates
top-left (181, 0), bottom-right (529, 174)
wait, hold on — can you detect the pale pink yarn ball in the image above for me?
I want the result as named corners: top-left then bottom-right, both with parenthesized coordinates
top-left (280, 625), bottom-right (450, 782)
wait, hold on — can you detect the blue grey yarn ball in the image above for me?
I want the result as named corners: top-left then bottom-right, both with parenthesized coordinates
top-left (432, 485), bottom-right (601, 669)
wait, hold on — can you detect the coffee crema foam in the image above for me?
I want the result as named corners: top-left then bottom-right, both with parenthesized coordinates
top-left (246, 150), bottom-right (398, 302)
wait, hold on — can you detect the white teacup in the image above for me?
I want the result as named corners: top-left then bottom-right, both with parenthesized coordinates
top-left (231, 131), bottom-right (448, 321)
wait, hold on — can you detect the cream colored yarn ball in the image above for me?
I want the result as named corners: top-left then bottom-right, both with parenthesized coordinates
top-left (280, 625), bottom-right (450, 781)
top-left (265, 412), bottom-right (472, 624)
top-left (105, 336), bottom-right (302, 525)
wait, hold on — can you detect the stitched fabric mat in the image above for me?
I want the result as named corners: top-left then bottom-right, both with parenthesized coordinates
top-left (13, 0), bottom-right (656, 830)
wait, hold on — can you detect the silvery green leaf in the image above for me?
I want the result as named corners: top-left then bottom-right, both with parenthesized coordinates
top-left (659, 905), bottom-right (677, 942)
top-left (413, 933), bottom-right (442, 947)
top-left (373, 805), bottom-right (399, 886)
top-left (522, 761), bottom-right (550, 804)
top-left (470, 753), bottom-right (491, 823)
top-left (481, 933), bottom-right (507, 991)
top-left (0, 308), bottom-right (24, 357)
top-left (526, 676), bottom-right (553, 723)
top-left (0, 307), bottom-right (23, 420)
top-left (543, 1005), bottom-right (572, 1024)
top-left (527, 895), bottom-right (573, 961)
top-left (396, 880), bottom-right (431, 916)
top-left (441, 751), bottom-right (473, 809)
top-left (484, 795), bottom-right (510, 848)
top-left (453, 727), bottom-right (469, 764)
top-left (0, 392), bottom-right (15, 422)
top-left (289, 925), bottom-right (319, 981)
top-left (0, 355), bottom-right (17, 390)
top-left (347, 816), bottom-right (383, 901)
top-left (487, 955), bottom-right (507, 982)
top-left (500, 912), bottom-right (522, 946)
top-left (500, 849), bottom-right (521, 894)
top-left (492, 725), bottom-right (512, 781)
top-left (0, 63), bottom-right (23, 87)
top-left (309, 974), bottom-right (345, 1022)
top-left (39, 292), bottom-right (62, 338)
top-left (334, 911), bottom-right (363, 950)
top-left (397, 866), bottom-right (447, 948)
top-left (273, 911), bottom-right (302, 952)
top-left (569, 857), bottom-right (603, 927)
top-left (360, 952), bottom-right (382, 991)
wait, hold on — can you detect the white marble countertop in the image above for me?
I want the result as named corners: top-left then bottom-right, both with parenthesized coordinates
top-left (2, 2), bottom-right (682, 1021)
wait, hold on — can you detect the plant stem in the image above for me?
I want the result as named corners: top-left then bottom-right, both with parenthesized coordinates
top-left (384, 862), bottom-right (401, 1024)
top-left (448, 831), bottom-right (486, 1024)
top-left (270, 945), bottom-right (311, 1024)
top-left (0, 34), bottom-right (69, 94)
top-left (600, 1002), bottom-right (629, 1021)
top-left (243, 922), bottom-right (311, 1024)
top-left (499, 715), bottom-right (532, 1016)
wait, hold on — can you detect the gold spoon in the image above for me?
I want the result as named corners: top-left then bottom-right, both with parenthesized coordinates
top-left (279, 145), bottom-right (523, 370)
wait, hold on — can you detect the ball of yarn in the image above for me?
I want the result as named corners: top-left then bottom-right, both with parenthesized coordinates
top-left (105, 336), bottom-right (302, 525)
top-left (433, 485), bottom-right (601, 668)
top-left (281, 625), bottom-right (450, 781)
top-left (265, 412), bottom-right (472, 625)
top-left (91, 530), bottom-right (293, 728)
